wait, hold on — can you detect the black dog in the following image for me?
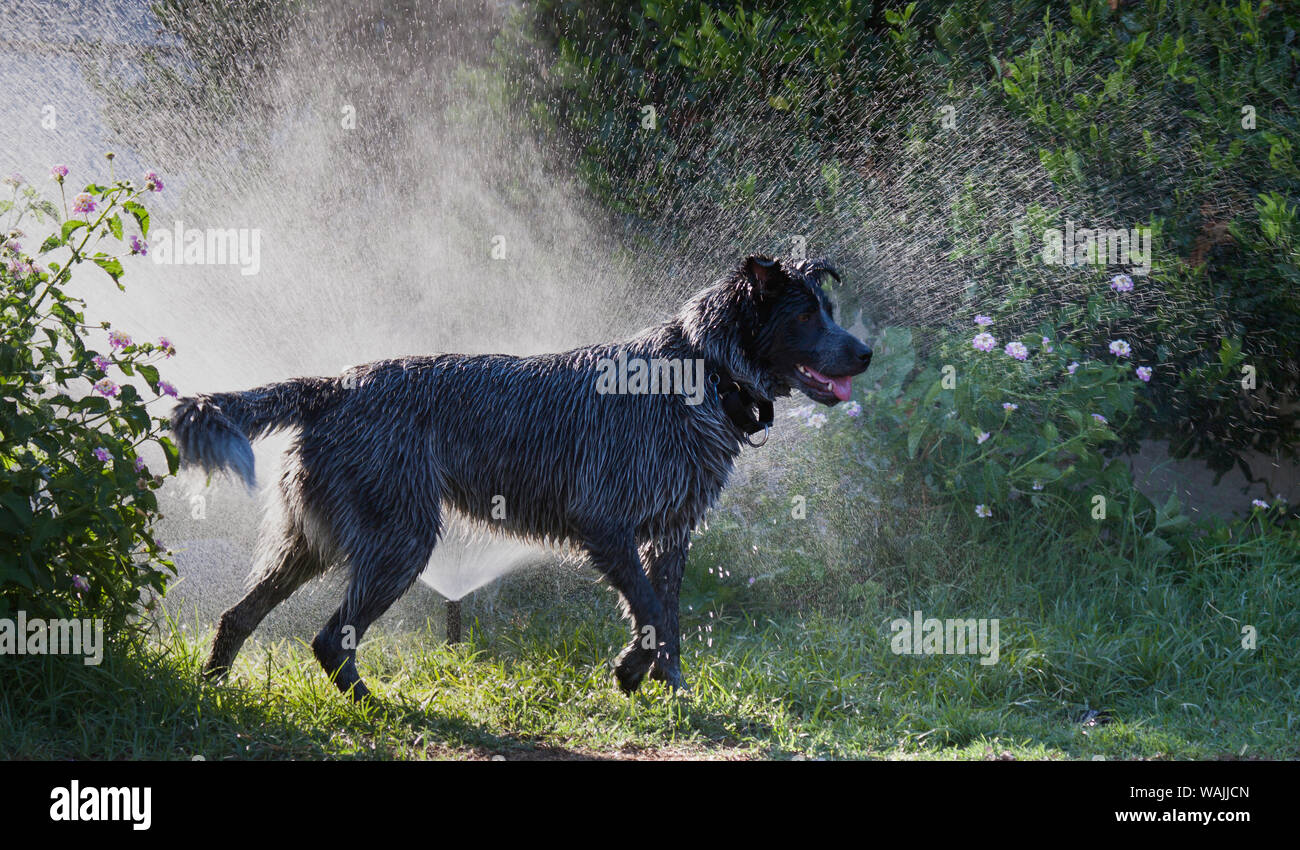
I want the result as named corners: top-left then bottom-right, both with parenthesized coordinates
top-left (171, 255), bottom-right (871, 700)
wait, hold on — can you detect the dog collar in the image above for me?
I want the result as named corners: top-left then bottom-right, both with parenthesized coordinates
top-left (710, 371), bottom-right (774, 447)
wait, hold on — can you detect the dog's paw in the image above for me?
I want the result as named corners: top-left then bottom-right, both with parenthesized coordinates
top-left (200, 662), bottom-right (230, 684)
top-left (650, 664), bottom-right (691, 695)
top-left (614, 645), bottom-right (655, 694)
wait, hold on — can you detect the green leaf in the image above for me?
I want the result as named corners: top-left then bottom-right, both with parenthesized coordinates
top-left (92, 255), bottom-right (124, 285)
top-left (107, 214), bottom-right (123, 240)
top-left (123, 201), bottom-right (149, 238)
top-left (60, 220), bottom-right (87, 242)
top-left (907, 413), bottom-right (928, 459)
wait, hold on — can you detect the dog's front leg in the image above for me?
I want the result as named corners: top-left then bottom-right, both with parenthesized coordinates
top-left (646, 535), bottom-right (689, 692)
top-left (583, 532), bottom-right (664, 694)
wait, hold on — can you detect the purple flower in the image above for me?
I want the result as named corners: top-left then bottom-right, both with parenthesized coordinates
top-left (159, 380), bottom-right (178, 398)
top-left (129, 234), bottom-right (147, 256)
top-left (134, 456), bottom-right (147, 472)
top-left (1002, 402), bottom-right (1018, 412)
top-left (842, 401), bottom-right (862, 418)
top-left (1041, 336), bottom-right (1054, 353)
top-left (72, 192), bottom-right (96, 216)
top-left (92, 355), bottom-right (111, 373)
top-left (1005, 341), bottom-right (1029, 361)
top-left (1108, 339), bottom-right (1132, 358)
top-left (4, 239), bottom-right (21, 254)
top-left (93, 378), bottom-right (118, 398)
top-left (1067, 361), bottom-right (1080, 375)
top-left (158, 337), bottom-right (175, 357)
top-left (976, 431), bottom-right (991, 444)
top-left (3, 173), bottom-right (24, 188)
top-left (1032, 480), bottom-right (1044, 491)
top-left (108, 330), bottom-right (131, 349)
top-left (1135, 366), bottom-right (1152, 382)
top-left (93, 447), bottom-right (111, 462)
top-left (806, 413), bottom-right (828, 429)
top-left (975, 504), bottom-right (992, 518)
top-left (144, 170), bottom-right (164, 192)
top-left (1091, 413), bottom-right (1108, 425)
top-left (72, 575), bottom-right (90, 594)
top-left (1110, 273), bottom-right (1134, 293)
top-left (1251, 499), bottom-right (1269, 509)
top-left (974, 315), bottom-right (993, 326)
top-left (50, 164), bottom-right (68, 181)
top-left (972, 332), bottom-right (997, 352)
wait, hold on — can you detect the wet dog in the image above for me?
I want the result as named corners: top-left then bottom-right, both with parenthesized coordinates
top-left (172, 255), bottom-right (871, 700)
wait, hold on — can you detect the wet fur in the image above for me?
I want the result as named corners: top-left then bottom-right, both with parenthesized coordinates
top-left (173, 256), bottom-right (871, 700)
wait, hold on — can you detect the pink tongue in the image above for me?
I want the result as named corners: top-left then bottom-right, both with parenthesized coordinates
top-left (805, 366), bottom-right (853, 402)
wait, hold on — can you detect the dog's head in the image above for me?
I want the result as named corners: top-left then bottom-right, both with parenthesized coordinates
top-left (738, 255), bottom-right (872, 406)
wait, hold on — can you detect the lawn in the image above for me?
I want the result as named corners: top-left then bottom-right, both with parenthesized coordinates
top-left (5, 504), bottom-right (1295, 761)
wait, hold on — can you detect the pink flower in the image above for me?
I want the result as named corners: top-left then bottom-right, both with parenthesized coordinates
top-left (1108, 339), bottom-right (1132, 358)
top-left (93, 378), bottom-right (118, 397)
top-left (144, 170), bottom-right (164, 192)
top-left (972, 332), bottom-right (996, 352)
top-left (1135, 366), bottom-right (1152, 382)
top-left (159, 380), bottom-right (178, 398)
top-left (1005, 341), bottom-right (1029, 361)
top-left (129, 234), bottom-right (147, 256)
top-left (842, 401), bottom-right (862, 418)
top-left (158, 337), bottom-right (175, 357)
top-left (72, 575), bottom-right (90, 594)
top-left (974, 315), bottom-right (993, 326)
top-left (50, 164), bottom-right (68, 181)
top-left (92, 355), bottom-right (111, 373)
top-left (3, 173), bottom-right (23, 188)
top-left (93, 447), bottom-right (111, 462)
top-left (975, 504), bottom-right (992, 518)
top-left (108, 330), bottom-right (131, 349)
top-left (72, 192), bottom-right (96, 216)
top-left (1110, 274), bottom-right (1134, 293)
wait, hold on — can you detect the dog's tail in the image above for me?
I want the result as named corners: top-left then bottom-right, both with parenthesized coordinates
top-left (170, 376), bottom-right (340, 488)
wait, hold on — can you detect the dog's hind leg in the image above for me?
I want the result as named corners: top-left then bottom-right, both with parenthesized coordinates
top-left (311, 526), bottom-right (438, 702)
top-left (583, 531), bottom-right (664, 694)
top-left (203, 526), bottom-right (324, 682)
top-left (645, 533), bottom-right (690, 692)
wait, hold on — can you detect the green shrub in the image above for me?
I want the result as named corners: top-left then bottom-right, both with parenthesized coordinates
top-left (0, 161), bottom-right (177, 632)
top-left (508, 0), bottom-right (1300, 478)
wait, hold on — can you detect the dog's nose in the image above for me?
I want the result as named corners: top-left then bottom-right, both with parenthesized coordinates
top-left (858, 346), bottom-right (872, 368)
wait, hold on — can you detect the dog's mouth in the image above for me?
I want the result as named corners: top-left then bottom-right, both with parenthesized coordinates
top-left (794, 363), bottom-right (854, 404)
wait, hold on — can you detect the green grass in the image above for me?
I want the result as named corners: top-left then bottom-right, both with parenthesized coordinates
top-left (3, 504), bottom-right (1296, 761)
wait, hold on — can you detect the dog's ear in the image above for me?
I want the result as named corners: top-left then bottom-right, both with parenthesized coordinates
top-left (796, 258), bottom-right (841, 286)
top-left (742, 255), bottom-right (789, 299)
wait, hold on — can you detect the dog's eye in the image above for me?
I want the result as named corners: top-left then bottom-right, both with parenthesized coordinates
top-left (797, 313), bottom-right (812, 323)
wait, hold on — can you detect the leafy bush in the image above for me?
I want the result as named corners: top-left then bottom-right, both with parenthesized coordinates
top-left (0, 161), bottom-right (177, 632)
top-left (507, 0), bottom-right (1300, 479)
